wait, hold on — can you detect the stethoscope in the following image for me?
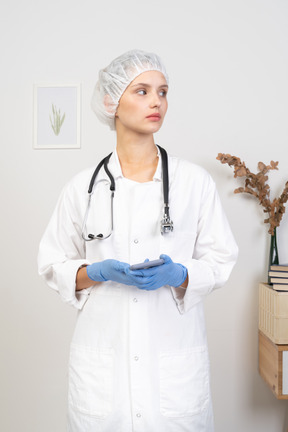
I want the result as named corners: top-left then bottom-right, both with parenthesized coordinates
top-left (81, 145), bottom-right (173, 241)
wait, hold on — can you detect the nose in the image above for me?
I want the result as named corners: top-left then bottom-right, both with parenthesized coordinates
top-left (149, 90), bottom-right (161, 108)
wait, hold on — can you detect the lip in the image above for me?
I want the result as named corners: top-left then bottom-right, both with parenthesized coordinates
top-left (146, 113), bottom-right (161, 120)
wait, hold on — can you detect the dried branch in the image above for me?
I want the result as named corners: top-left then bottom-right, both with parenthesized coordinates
top-left (216, 153), bottom-right (288, 235)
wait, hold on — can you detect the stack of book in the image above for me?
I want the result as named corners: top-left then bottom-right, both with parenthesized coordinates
top-left (269, 265), bottom-right (288, 291)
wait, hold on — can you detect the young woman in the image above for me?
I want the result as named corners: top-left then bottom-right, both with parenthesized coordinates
top-left (38, 50), bottom-right (238, 432)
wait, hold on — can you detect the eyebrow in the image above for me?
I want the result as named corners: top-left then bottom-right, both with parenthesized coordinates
top-left (130, 83), bottom-right (169, 88)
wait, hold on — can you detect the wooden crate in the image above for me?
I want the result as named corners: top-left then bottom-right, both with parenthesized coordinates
top-left (258, 330), bottom-right (288, 399)
top-left (259, 283), bottom-right (288, 344)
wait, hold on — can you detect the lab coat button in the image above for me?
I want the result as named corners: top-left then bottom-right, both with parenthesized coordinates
top-left (136, 413), bottom-right (141, 418)
top-left (134, 356), bottom-right (139, 361)
top-left (133, 298), bottom-right (138, 303)
top-left (133, 239), bottom-right (139, 244)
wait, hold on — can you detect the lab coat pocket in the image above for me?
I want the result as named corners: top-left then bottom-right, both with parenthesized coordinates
top-left (68, 344), bottom-right (114, 418)
top-left (159, 346), bottom-right (209, 417)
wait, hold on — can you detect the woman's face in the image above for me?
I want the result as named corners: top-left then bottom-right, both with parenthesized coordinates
top-left (115, 70), bottom-right (168, 135)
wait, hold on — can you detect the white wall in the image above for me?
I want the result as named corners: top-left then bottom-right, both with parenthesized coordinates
top-left (1, 0), bottom-right (288, 430)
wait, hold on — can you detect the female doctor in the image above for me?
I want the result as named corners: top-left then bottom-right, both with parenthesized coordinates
top-left (38, 50), bottom-right (238, 432)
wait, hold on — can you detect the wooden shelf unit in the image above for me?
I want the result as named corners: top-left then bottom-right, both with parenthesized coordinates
top-left (258, 330), bottom-right (288, 399)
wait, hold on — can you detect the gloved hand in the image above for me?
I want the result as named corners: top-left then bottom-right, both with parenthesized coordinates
top-left (126, 254), bottom-right (187, 291)
top-left (86, 259), bottom-right (144, 286)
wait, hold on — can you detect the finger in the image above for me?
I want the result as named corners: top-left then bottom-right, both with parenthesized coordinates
top-left (137, 286), bottom-right (157, 291)
top-left (137, 283), bottom-right (160, 291)
top-left (133, 275), bottom-right (155, 288)
top-left (125, 271), bottom-right (150, 286)
top-left (135, 266), bottom-right (164, 277)
top-left (137, 275), bottom-right (161, 290)
top-left (159, 254), bottom-right (172, 264)
top-left (118, 262), bottom-right (131, 273)
top-left (125, 267), bottom-right (146, 278)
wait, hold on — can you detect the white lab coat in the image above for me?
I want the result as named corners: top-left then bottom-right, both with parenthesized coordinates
top-left (38, 149), bottom-right (238, 432)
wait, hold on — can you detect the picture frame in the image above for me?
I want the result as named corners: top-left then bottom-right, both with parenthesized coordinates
top-left (33, 83), bottom-right (81, 149)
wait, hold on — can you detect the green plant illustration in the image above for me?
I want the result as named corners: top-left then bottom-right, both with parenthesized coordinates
top-left (49, 103), bottom-right (65, 136)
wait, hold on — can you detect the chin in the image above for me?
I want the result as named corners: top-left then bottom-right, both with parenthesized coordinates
top-left (144, 122), bottom-right (164, 134)
top-left (119, 120), bottom-right (164, 135)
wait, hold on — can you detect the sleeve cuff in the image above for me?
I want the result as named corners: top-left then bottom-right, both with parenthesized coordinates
top-left (170, 259), bottom-right (215, 314)
top-left (55, 259), bottom-right (92, 310)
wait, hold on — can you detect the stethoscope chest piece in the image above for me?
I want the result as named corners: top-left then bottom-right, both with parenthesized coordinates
top-left (161, 214), bottom-right (173, 234)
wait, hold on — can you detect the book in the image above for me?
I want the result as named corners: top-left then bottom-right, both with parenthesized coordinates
top-left (272, 284), bottom-right (288, 292)
top-left (271, 277), bottom-right (288, 284)
top-left (269, 271), bottom-right (288, 278)
top-left (269, 264), bottom-right (288, 290)
top-left (270, 264), bottom-right (288, 272)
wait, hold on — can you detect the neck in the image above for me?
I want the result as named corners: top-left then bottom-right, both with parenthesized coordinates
top-left (116, 130), bottom-right (159, 182)
top-left (116, 129), bottom-right (156, 162)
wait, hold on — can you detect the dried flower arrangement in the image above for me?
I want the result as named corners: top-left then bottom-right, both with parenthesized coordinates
top-left (216, 154), bottom-right (288, 235)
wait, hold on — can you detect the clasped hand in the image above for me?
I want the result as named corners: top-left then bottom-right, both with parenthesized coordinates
top-left (86, 254), bottom-right (187, 291)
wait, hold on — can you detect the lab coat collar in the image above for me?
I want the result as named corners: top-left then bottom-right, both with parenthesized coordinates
top-left (100, 145), bottom-right (162, 182)
top-left (153, 145), bottom-right (162, 181)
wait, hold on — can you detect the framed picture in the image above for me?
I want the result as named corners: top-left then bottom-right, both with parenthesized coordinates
top-left (33, 83), bottom-right (81, 149)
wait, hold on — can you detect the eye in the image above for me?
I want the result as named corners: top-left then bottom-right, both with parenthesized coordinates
top-left (159, 89), bottom-right (167, 97)
top-left (137, 89), bottom-right (147, 95)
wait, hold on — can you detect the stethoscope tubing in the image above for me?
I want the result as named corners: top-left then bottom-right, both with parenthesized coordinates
top-left (81, 145), bottom-right (173, 241)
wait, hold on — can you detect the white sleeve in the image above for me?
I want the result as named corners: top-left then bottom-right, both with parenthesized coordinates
top-left (38, 181), bottom-right (92, 309)
top-left (171, 176), bottom-right (238, 314)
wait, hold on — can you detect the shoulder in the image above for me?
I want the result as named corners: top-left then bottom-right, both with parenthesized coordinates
top-left (69, 166), bottom-right (96, 188)
top-left (168, 153), bottom-right (215, 188)
top-left (59, 166), bottom-right (98, 201)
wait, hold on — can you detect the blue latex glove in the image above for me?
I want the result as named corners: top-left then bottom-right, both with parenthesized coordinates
top-left (86, 259), bottom-right (145, 287)
top-left (127, 254), bottom-right (187, 291)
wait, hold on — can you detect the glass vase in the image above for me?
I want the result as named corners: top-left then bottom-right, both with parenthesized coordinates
top-left (268, 227), bottom-right (279, 284)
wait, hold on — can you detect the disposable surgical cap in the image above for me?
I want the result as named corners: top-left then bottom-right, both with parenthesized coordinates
top-left (91, 49), bottom-right (169, 130)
